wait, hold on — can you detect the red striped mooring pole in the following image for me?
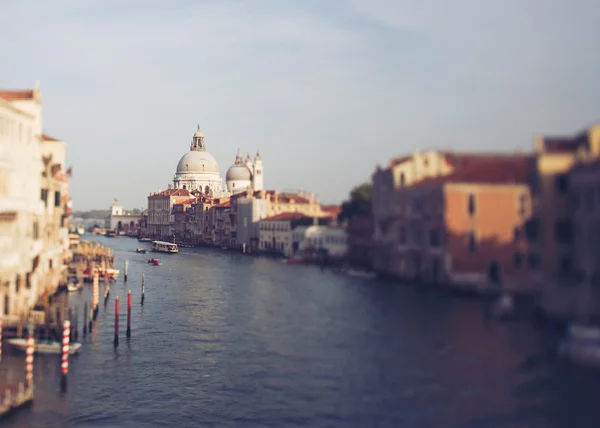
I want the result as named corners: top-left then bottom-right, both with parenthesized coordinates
top-left (25, 322), bottom-right (34, 390)
top-left (61, 320), bottom-right (70, 393)
top-left (114, 297), bottom-right (119, 348)
top-left (126, 290), bottom-right (132, 338)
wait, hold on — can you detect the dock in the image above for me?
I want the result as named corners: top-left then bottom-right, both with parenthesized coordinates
top-left (0, 382), bottom-right (33, 418)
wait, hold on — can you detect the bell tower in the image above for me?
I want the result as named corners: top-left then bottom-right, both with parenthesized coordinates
top-left (252, 152), bottom-right (263, 191)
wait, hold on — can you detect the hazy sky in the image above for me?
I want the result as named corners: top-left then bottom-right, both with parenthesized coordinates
top-left (1, 0), bottom-right (599, 210)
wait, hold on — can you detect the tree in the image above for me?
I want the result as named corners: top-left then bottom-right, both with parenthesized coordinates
top-left (338, 182), bottom-right (372, 222)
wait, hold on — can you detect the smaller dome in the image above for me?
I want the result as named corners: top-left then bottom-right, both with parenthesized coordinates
top-left (226, 164), bottom-right (252, 181)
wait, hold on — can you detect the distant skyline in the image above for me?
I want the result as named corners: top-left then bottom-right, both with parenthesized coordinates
top-left (1, 0), bottom-right (599, 210)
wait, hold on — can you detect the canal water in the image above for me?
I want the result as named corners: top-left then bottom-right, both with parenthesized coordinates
top-left (3, 236), bottom-right (600, 427)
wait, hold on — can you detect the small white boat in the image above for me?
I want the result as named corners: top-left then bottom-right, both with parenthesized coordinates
top-left (558, 323), bottom-right (600, 368)
top-left (490, 294), bottom-right (516, 319)
top-left (7, 338), bottom-right (82, 355)
top-left (342, 267), bottom-right (376, 279)
top-left (67, 283), bottom-right (82, 293)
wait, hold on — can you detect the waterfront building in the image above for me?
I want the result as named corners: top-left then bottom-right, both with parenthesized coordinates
top-left (372, 151), bottom-right (537, 293)
top-left (231, 189), bottom-right (328, 251)
top-left (147, 188), bottom-right (194, 240)
top-left (172, 198), bottom-right (196, 244)
top-left (258, 212), bottom-right (311, 255)
top-left (291, 224), bottom-right (347, 258)
top-left (0, 84), bottom-right (71, 319)
top-left (537, 155), bottom-right (600, 322)
top-left (104, 198), bottom-right (143, 233)
top-left (209, 199), bottom-right (232, 246)
top-left (526, 125), bottom-right (600, 293)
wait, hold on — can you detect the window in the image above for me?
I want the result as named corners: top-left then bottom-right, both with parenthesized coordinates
top-left (559, 256), bottom-right (572, 277)
top-left (572, 190), bottom-right (581, 210)
top-left (399, 226), bottom-right (406, 244)
top-left (3, 294), bottom-right (8, 316)
top-left (429, 228), bottom-right (441, 247)
top-left (40, 188), bottom-right (48, 206)
top-left (584, 187), bottom-right (595, 211)
top-left (25, 273), bottom-right (31, 289)
top-left (555, 174), bottom-right (569, 194)
top-left (527, 253), bottom-right (539, 268)
top-left (54, 191), bottom-right (61, 207)
top-left (525, 218), bottom-right (540, 242)
top-left (555, 218), bottom-right (573, 244)
top-left (519, 194), bottom-right (527, 216)
top-left (513, 227), bottom-right (521, 242)
top-left (467, 231), bottom-right (477, 252)
top-left (33, 221), bottom-right (39, 240)
top-left (467, 194), bottom-right (476, 216)
top-left (513, 253), bottom-right (523, 268)
top-left (399, 173), bottom-right (405, 187)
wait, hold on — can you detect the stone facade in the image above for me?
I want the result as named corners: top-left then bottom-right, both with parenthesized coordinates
top-left (0, 84), bottom-right (71, 320)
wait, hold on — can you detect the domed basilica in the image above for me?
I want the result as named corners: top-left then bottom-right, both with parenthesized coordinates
top-left (173, 126), bottom-right (264, 196)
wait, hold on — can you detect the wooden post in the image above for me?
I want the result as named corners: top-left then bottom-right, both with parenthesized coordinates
top-left (114, 297), bottom-right (119, 348)
top-left (124, 259), bottom-right (128, 282)
top-left (25, 323), bottom-right (34, 390)
top-left (93, 271), bottom-right (99, 320)
top-left (61, 320), bottom-right (70, 393)
top-left (83, 302), bottom-right (88, 337)
top-left (73, 310), bottom-right (78, 343)
top-left (88, 299), bottom-right (93, 334)
top-left (68, 308), bottom-right (73, 342)
top-left (141, 273), bottom-right (145, 306)
top-left (126, 290), bottom-right (132, 338)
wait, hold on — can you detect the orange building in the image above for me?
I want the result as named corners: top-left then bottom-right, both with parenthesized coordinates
top-left (374, 153), bottom-right (536, 294)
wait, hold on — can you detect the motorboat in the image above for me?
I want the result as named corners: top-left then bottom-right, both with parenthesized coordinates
top-left (136, 248), bottom-right (147, 254)
top-left (138, 237), bottom-right (152, 242)
top-left (558, 323), bottom-right (600, 368)
top-left (148, 258), bottom-right (160, 265)
top-left (7, 338), bottom-right (82, 355)
top-left (151, 241), bottom-right (178, 254)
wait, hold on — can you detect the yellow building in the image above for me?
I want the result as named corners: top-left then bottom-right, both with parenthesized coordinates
top-left (528, 125), bottom-right (600, 279)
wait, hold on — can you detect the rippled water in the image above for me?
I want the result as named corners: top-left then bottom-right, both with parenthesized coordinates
top-left (2, 236), bottom-right (600, 427)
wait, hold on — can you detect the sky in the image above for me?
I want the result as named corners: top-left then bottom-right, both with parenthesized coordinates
top-left (1, 0), bottom-right (600, 210)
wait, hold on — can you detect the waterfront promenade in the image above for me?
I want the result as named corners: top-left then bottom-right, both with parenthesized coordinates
top-left (2, 236), bottom-right (600, 427)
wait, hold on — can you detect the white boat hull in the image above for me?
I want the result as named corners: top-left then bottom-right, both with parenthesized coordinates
top-left (7, 339), bottom-right (82, 355)
top-left (558, 323), bottom-right (600, 368)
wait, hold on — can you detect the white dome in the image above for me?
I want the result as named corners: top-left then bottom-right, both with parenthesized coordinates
top-left (176, 151), bottom-right (219, 174)
top-left (226, 164), bottom-right (252, 181)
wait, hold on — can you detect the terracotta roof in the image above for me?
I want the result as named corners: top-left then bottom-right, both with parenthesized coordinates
top-left (321, 204), bottom-right (341, 216)
top-left (389, 156), bottom-right (411, 167)
top-left (413, 155), bottom-right (534, 188)
top-left (540, 133), bottom-right (588, 154)
top-left (214, 200), bottom-right (231, 208)
top-left (178, 198), bottom-right (197, 204)
top-left (150, 188), bottom-right (192, 197)
top-left (278, 192), bottom-right (310, 204)
top-left (261, 212), bottom-right (310, 222)
top-left (42, 134), bottom-right (60, 142)
top-left (0, 90), bottom-right (35, 101)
